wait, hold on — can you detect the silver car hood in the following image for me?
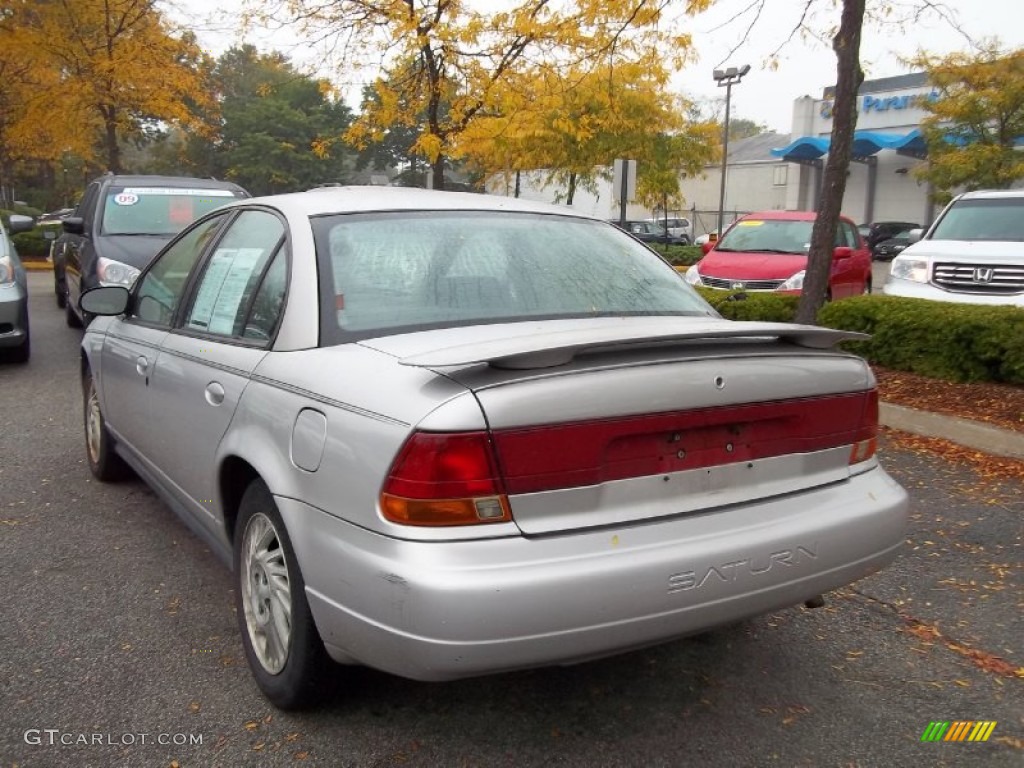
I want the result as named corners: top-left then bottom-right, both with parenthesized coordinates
top-left (360, 317), bottom-right (866, 371)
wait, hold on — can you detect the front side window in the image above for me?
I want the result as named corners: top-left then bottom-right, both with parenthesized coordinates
top-left (185, 210), bottom-right (286, 338)
top-left (102, 185), bottom-right (244, 237)
top-left (134, 214), bottom-right (228, 326)
top-left (930, 197), bottom-right (1024, 242)
top-left (313, 211), bottom-right (712, 343)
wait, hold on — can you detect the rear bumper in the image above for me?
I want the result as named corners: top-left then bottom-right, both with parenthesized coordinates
top-left (281, 465), bottom-right (908, 681)
top-left (0, 285), bottom-right (28, 348)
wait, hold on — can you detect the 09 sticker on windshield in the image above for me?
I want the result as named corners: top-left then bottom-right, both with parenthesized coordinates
top-left (113, 193), bottom-right (139, 206)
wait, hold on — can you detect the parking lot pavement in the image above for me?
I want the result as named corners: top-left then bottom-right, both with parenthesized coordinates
top-left (2, 273), bottom-right (1021, 767)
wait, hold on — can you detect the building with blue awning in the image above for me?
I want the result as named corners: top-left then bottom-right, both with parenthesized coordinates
top-left (768, 72), bottom-right (941, 226)
top-left (490, 72), bottom-right (991, 237)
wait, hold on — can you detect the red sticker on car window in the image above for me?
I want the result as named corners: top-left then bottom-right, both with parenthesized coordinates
top-left (169, 197), bottom-right (194, 225)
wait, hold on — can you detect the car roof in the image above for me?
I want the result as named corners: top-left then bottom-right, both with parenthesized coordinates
top-left (233, 186), bottom-right (599, 221)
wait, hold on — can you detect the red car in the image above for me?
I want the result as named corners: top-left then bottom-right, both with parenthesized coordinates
top-left (683, 211), bottom-right (872, 299)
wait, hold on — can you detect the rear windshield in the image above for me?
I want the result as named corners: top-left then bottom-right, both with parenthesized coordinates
top-left (929, 197), bottom-right (1024, 242)
top-left (312, 210), bottom-right (712, 342)
top-left (101, 186), bottom-right (244, 236)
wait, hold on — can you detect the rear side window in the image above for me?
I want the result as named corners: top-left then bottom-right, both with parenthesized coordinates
top-left (185, 210), bottom-right (286, 338)
top-left (312, 211), bottom-right (712, 342)
top-left (929, 197), bottom-right (1024, 242)
top-left (102, 186), bottom-right (244, 236)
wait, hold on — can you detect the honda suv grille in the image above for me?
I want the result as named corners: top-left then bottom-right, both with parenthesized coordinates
top-left (932, 263), bottom-right (1024, 295)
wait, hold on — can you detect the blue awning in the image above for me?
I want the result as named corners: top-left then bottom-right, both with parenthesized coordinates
top-left (771, 128), bottom-right (1024, 161)
top-left (770, 130), bottom-right (924, 160)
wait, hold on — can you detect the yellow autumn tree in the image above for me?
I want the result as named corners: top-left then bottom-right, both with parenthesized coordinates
top-left (911, 43), bottom-right (1024, 198)
top-left (459, 59), bottom-right (719, 206)
top-left (0, 0), bottom-right (214, 172)
top-left (260, 0), bottom-right (710, 189)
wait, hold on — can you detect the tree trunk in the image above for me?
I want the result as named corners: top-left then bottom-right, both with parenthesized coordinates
top-left (795, 0), bottom-right (865, 325)
top-left (103, 107), bottom-right (122, 173)
top-left (566, 172), bottom-right (577, 205)
top-left (431, 155), bottom-right (445, 190)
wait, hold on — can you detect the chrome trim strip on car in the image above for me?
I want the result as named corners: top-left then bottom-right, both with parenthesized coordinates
top-left (248, 375), bottom-right (409, 426)
top-left (507, 446), bottom-right (856, 535)
top-left (105, 332), bottom-right (162, 353)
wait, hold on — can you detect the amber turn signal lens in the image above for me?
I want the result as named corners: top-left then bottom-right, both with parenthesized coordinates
top-left (849, 438), bottom-right (877, 464)
top-left (381, 494), bottom-right (511, 526)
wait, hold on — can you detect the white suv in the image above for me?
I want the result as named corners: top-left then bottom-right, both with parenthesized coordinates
top-left (884, 189), bottom-right (1024, 306)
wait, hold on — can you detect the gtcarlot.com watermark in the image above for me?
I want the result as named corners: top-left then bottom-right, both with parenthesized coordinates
top-left (24, 729), bottom-right (203, 747)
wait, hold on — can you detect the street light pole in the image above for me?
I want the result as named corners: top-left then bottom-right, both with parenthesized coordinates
top-left (713, 64), bottom-right (750, 239)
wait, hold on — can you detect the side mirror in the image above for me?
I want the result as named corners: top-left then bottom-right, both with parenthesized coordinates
top-left (907, 228), bottom-right (923, 243)
top-left (7, 214), bottom-right (35, 234)
top-left (701, 241), bottom-right (715, 255)
top-left (80, 285), bottom-right (129, 316)
top-left (833, 246), bottom-right (854, 260)
top-left (62, 217), bottom-right (85, 235)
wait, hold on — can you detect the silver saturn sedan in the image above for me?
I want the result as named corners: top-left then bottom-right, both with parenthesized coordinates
top-left (79, 187), bottom-right (908, 709)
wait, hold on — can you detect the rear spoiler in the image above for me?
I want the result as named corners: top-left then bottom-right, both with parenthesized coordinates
top-left (399, 320), bottom-right (868, 370)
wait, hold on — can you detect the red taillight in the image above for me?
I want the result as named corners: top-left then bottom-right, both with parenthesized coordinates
top-left (380, 432), bottom-right (511, 526)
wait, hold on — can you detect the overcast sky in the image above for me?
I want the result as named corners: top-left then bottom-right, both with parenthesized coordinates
top-left (171, 0), bottom-right (1023, 134)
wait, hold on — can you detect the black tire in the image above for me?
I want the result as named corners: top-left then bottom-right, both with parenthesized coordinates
top-left (83, 373), bottom-right (129, 481)
top-left (55, 278), bottom-right (66, 309)
top-left (234, 480), bottom-right (333, 710)
top-left (66, 296), bottom-right (82, 328)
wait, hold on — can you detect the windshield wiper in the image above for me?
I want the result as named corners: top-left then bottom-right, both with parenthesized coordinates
top-left (740, 248), bottom-right (803, 254)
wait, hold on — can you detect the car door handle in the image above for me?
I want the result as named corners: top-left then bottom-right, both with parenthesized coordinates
top-left (205, 382), bottom-right (225, 406)
top-left (136, 355), bottom-right (149, 376)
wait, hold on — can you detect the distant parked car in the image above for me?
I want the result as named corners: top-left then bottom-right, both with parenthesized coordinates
top-left (695, 230), bottom-right (719, 246)
top-left (616, 219), bottom-right (689, 246)
top-left (646, 216), bottom-right (692, 243)
top-left (884, 189), bottom-right (1024, 306)
top-left (864, 220), bottom-right (920, 252)
top-left (685, 210), bottom-right (872, 298)
top-left (79, 186), bottom-right (907, 709)
top-left (57, 174), bottom-right (248, 326)
top-left (872, 229), bottom-right (914, 261)
top-left (0, 213), bottom-right (36, 363)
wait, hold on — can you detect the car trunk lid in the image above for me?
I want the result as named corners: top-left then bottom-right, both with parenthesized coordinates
top-left (365, 318), bottom-right (876, 535)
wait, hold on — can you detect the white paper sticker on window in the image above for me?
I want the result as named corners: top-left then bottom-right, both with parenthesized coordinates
top-left (121, 187), bottom-right (237, 197)
top-left (188, 248), bottom-right (266, 335)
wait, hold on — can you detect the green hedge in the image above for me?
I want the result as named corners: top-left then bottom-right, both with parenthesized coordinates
top-left (650, 244), bottom-right (703, 266)
top-left (818, 295), bottom-right (1024, 384)
top-left (689, 289), bottom-right (1024, 385)
top-left (697, 287), bottom-right (799, 323)
top-left (2, 207), bottom-right (53, 259)
top-left (12, 228), bottom-right (56, 258)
